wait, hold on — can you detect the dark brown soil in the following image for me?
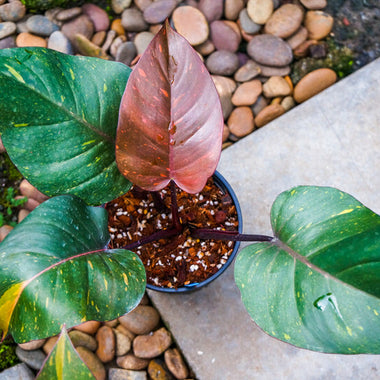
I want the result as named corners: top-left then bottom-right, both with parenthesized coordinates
top-left (106, 177), bottom-right (239, 289)
top-left (326, 0), bottom-right (380, 70)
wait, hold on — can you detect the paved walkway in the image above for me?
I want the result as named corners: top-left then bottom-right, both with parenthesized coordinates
top-left (148, 58), bottom-right (380, 380)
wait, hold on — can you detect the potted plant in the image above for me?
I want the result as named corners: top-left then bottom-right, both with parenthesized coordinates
top-left (0, 20), bottom-right (379, 377)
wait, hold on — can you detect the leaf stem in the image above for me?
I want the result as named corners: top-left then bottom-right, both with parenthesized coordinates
top-left (122, 228), bottom-right (179, 250)
top-left (170, 180), bottom-right (182, 232)
top-left (191, 228), bottom-right (274, 242)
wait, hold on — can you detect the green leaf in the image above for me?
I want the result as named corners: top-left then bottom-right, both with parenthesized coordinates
top-left (0, 47), bottom-right (132, 205)
top-left (36, 326), bottom-right (95, 380)
top-left (0, 195), bottom-right (146, 343)
top-left (235, 186), bottom-right (380, 354)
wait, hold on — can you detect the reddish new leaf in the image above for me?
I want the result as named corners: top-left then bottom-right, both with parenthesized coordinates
top-left (116, 20), bottom-right (223, 193)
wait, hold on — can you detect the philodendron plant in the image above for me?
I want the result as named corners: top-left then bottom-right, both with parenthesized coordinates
top-left (0, 20), bottom-right (379, 376)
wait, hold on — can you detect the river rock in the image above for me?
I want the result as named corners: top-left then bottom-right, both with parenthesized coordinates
top-left (48, 30), bottom-right (73, 54)
top-left (286, 26), bottom-right (308, 49)
top-left (92, 30), bottom-right (107, 46)
top-left (234, 60), bottom-right (261, 82)
top-left (206, 50), bottom-right (239, 75)
top-left (134, 31), bottom-right (154, 55)
top-left (255, 103), bottom-right (285, 127)
top-left (73, 320), bottom-right (101, 335)
top-left (247, 0), bottom-right (273, 25)
top-left (262, 76), bottom-right (292, 97)
top-left (212, 75), bottom-right (236, 119)
top-left (74, 33), bottom-right (108, 59)
top-left (61, 14), bottom-right (94, 48)
top-left (77, 346), bottom-right (106, 380)
top-left (15, 347), bottom-right (46, 370)
top-left (16, 32), bottom-right (47, 47)
top-left (119, 305), bottom-right (160, 335)
top-left (114, 328), bottom-right (132, 356)
top-left (26, 15), bottom-right (59, 37)
top-left (293, 68), bottom-right (337, 103)
top-left (135, 0), bottom-right (152, 11)
top-left (121, 8), bottom-right (149, 32)
top-left (300, 0), bottom-right (327, 9)
top-left (115, 324), bottom-right (136, 341)
top-left (239, 9), bottom-right (261, 34)
top-left (18, 208), bottom-right (30, 223)
top-left (223, 124), bottom-right (230, 142)
top-left (198, 0), bottom-right (223, 22)
top-left (82, 3), bottom-right (109, 32)
top-left (281, 95), bottom-right (296, 111)
top-left (0, 225), bottom-right (13, 241)
top-left (225, 0), bottom-right (244, 20)
top-left (69, 330), bottom-right (98, 351)
top-left (117, 353), bottom-right (150, 370)
top-left (112, 0), bottom-right (132, 14)
top-left (19, 338), bottom-right (46, 351)
top-left (210, 20), bottom-right (240, 52)
top-left (0, 363), bottom-right (34, 380)
top-left (0, 35), bottom-right (15, 48)
top-left (96, 325), bottom-right (115, 363)
top-left (109, 368), bottom-right (147, 380)
top-left (109, 34), bottom-right (125, 56)
top-left (42, 336), bottom-right (59, 355)
top-left (195, 39), bottom-right (215, 56)
top-left (55, 7), bottom-right (82, 22)
top-left (116, 41), bottom-right (137, 65)
top-left (247, 34), bottom-right (292, 67)
top-left (251, 95), bottom-right (268, 115)
top-left (304, 10), bottom-right (334, 40)
top-left (172, 6), bottom-right (209, 46)
top-left (133, 327), bottom-right (172, 359)
top-left (264, 4), bottom-right (304, 38)
top-left (227, 106), bottom-right (255, 137)
top-left (143, 0), bottom-right (176, 24)
top-left (164, 348), bottom-right (189, 379)
top-left (0, 21), bottom-right (16, 39)
top-left (148, 359), bottom-right (174, 380)
top-left (19, 179), bottom-right (48, 204)
top-left (232, 79), bottom-right (262, 106)
top-left (111, 18), bottom-right (125, 36)
top-left (0, 1), bottom-right (25, 22)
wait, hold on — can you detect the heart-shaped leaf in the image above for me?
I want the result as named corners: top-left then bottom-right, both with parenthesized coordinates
top-left (116, 20), bottom-right (223, 194)
top-left (235, 186), bottom-right (380, 354)
top-left (36, 326), bottom-right (95, 380)
top-left (0, 47), bottom-right (132, 205)
top-left (0, 195), bottom-right (146, 343)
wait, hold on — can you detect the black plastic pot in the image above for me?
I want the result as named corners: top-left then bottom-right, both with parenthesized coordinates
top-left (147, 170), bottom-right (242, 293)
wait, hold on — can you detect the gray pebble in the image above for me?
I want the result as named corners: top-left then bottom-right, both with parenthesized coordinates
top-left (0, 35), bottom-right (16, 49)
top-left (0, 21), bottom-right (16, 39)
top-left (55, 7), bottom-right (82, 22)
top-left (48, 30), bottom-right (73, 54)
top-left (112, 0), bottom-right (132, 14)
top-left (0, 363), bottom-right (34, 380)
top-left (134, 31), bottom-right (154, 55)
top-left (108, 368), bottom-right (147, 380)
top-left (116, 41), bottom-right (137, 66)
top-left (121, 8), bottom-right (148, 32)
top-left (26, 15), bottom-right (59, 37)
top-left (15, 347), bottom-right (46, 371)
top-left (206, 50), bottom-right (239, 76)
top-left (239, 9), bottom-right (261, 34)
top-left (109, 34), bottom-right (126, 57)
top-left (247, 34), bottom-right (293, 67)
top-left (143, 0), bottom-right (177, 24)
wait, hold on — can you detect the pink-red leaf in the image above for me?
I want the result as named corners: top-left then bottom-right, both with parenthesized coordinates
top-left (116, 20), bottom-right (223, 193)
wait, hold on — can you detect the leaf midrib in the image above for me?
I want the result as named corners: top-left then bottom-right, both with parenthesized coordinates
top-left (0, 71), bottom-right (115, 144)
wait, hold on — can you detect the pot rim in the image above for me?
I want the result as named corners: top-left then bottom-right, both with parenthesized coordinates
top-left (147, 170), bottom-right (242, 293)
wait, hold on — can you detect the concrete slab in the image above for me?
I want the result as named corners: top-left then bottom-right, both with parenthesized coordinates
top-left (148, 58), bottom-right (380, 380)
